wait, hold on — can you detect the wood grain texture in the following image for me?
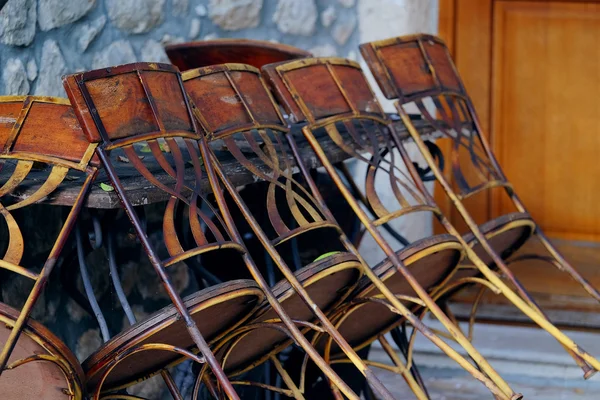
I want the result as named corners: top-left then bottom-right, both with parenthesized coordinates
top-left (83, 280), bottom-right (264, 392)
top-left (491, 0), bottom-right (600, 242)
top-left (166, 39), bottom-right (310, 71)
top-left (0, 303), bottom-right (84, 400)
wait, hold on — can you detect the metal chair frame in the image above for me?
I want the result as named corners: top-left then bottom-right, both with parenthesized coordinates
top-left (63, 63), bottom-right (259, 400)
top-left (359, 34), bottom-right (600, 378)
top-left (183, 63), bottom-right (397, 400)
top-left (262, 56), bottom-right (524, 400)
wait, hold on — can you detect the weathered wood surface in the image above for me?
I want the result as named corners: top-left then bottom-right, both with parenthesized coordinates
top-left (1, 118), bottom-right (435, 209)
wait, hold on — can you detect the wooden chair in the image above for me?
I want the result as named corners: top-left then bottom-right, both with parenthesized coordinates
top-left (359, 34), bottom-right (600, 378)
top-left (0, 96), bottom-right (97, 399)
top-left (182, 63), bottom-right (396, 400)
top-left (63, 64), bottom-right (267, 400)
top-left (262, 57), bottom-right (523, 400)
top-left (166, 38), bottom-right (310, 71)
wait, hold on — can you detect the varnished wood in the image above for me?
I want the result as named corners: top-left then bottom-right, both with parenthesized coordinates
top-left (491, 1), bottom-right (600, 242)
top-left (443, 1), bottom-right (600, 317)
top-left (0, 96), bottom-right (97, 398)
top-left (166, 39), bottom-right (310, 71)
top-left (0, 303), bottom-right (84, 400)
top-left (215, 254), bottom-right (362, 376)
top-left (436, 0), bottom-right (495, 232)
top-left (83, 280), bottom-right (264, 392)
top-left (439, 0), bottom-right (600, 242)
top-left (319, 235), bottom-right (463, 355)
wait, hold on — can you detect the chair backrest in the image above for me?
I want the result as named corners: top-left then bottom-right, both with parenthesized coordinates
top-left (360, 35), bottom-right (508, 201)
top-left (166, 38), bottom-right (311, 71)
top-left (183, 63), bottom-right (344, 254)
top-left (262, 57), bottom-right (439, 232)
top-left (263, 58), bottom-right (384, 125)
top-left (0, 95), bottom-right (98, 282)
top-left (63, 63), bottom-right (245, 267)
top-left (0, 96), bottom-right (97, 388)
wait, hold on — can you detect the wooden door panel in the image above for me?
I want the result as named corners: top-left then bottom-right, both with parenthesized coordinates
top-left (491, 1), bottom-right (600, 242)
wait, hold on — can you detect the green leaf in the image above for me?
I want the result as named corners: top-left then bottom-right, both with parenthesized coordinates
top-left (100, 183), bottom-right (114, 192)
top-left (139, 144), bottom-right (151, 153)
top-left (313, 251), bottom-right (342, 263)
top-left (159, 142), bottom-right (171, 153)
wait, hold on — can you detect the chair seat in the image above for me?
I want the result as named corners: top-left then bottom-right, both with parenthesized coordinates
top-left (319, 234), bottom-right (463, 355)
top-left (464, 212), bottom-right (536, 266)
top-left (83, 279), bottom-right (264, 393)
top-left (216, 252), bottom-right (363, 376)
top-left (0, 302), bottom-right (84, 400)
top-left (449, 212), bottom-right (536, 287)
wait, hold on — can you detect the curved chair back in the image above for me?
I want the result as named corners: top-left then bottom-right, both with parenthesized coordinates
top-left (166, 38), bottom-right (310, 71)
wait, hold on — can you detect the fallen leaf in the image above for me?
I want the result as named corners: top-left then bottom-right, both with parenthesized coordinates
top-left (159, 142), bottom-right (171, 153)
top-left (99, 183), bottom-right (114, 192)
top-left (313, 251), bottom-right (342, 262)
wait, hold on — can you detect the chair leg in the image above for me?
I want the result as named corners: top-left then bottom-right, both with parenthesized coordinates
top-left (270, 356), bottom-right (306, 400)
top-left (296, 129), bottom-right (518, 399)
top-left (397, 110), bottom-right (599, 378)
top-left (378, 335), bottom-right (429, 400)
top-left (535, 230), bottom-right (600, 304)
top-left (463, 242), bottom-right (600, 372)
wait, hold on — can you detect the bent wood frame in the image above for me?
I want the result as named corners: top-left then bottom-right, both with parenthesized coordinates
top-left (166, 38), bottom-right (311, 71)
top-left (0, 96), bottom-right (97, 398)
top-left (62, 63), bottom-right (244, 400)
top-left (263, 57), bottom-right (522, 400)
top-left (183, 63), bottom-right (395, 400)
top-left (359, 34), bottom-right (600, 378)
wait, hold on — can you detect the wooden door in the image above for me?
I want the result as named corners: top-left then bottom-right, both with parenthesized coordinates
top-left (439, 0), bottom-right (600, 325)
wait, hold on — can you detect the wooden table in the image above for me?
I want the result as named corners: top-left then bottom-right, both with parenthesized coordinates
top-left (2, 118), bottom-right (435, 209)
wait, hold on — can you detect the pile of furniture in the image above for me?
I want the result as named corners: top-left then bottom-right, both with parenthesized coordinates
top-left (0, 35), bottom-right (598, 399)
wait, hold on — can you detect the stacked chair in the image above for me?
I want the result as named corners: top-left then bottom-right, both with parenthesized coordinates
top-left (0, 35), bottom-right (597, 399)
top-left (62, 61), bottom-right (397, 399)
top-left (0, 96), bottom-right (98, 399)
top-left (359, 34), bottom-right (600, 378)
top-left (261, 56), bottom-right (519, 400)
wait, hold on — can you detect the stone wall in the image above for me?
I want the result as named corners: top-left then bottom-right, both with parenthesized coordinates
top-left (0, 0), bottom-right (366, 97)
